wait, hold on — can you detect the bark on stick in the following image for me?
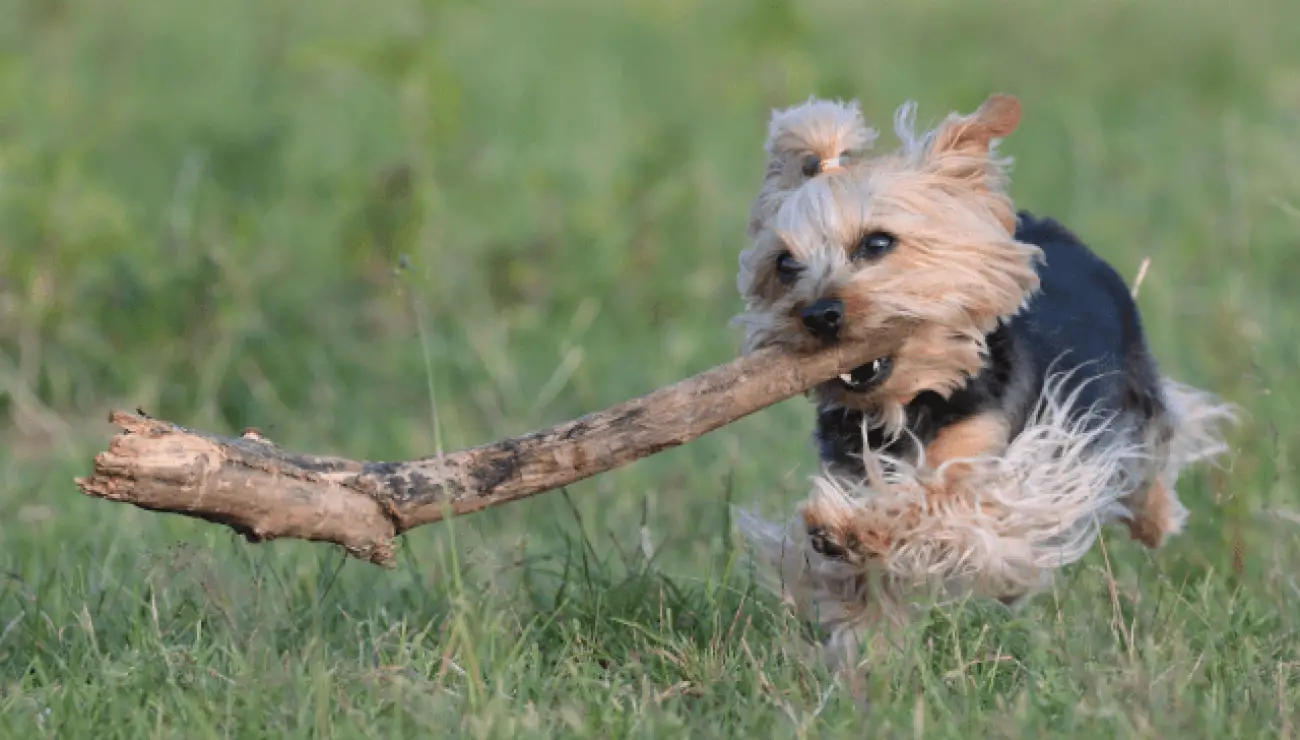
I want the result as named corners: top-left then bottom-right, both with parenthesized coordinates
top-left (76, 327), bottom-right (909, 566)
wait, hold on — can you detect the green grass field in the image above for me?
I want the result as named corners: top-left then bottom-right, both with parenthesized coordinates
top-left (2, 0), bottom-right (1299, 735)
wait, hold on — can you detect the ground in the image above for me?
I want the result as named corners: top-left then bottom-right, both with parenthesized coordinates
top-left (1, 0), bottom-right (1298, 736)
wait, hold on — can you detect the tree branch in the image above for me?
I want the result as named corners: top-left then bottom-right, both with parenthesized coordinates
top-left (75, 325), bottom-right (911, 566)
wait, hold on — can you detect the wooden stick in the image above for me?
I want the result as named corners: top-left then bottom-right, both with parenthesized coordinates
top-left (75, 325), bottom-right (911, 566)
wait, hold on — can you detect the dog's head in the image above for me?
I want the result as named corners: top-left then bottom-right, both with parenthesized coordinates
top-left (748, 97), bottom-right (879, 238)
top-left (735, 94), bottom-right (1044, 431)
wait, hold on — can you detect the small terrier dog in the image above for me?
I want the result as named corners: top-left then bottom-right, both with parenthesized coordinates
top-left (734, 93), bottom-right (1236, 668)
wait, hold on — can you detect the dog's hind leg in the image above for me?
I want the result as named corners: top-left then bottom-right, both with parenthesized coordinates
top-left (1126, 477), bottom-right (1186, 548)
top-left (1121, 394), bottom-right (1187, 549)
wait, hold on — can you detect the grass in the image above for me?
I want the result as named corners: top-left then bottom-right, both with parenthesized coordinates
top-left (1, 0), bottom-right (1299, 735)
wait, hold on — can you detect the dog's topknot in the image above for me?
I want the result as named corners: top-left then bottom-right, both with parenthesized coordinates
top-left (748, 97), bottom-right (880, 238)
top-left (765, 97), bottom-right (878, 159)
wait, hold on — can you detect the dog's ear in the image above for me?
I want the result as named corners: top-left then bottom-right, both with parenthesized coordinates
top-left (928, 94), bottom-right (1021, 160)
top-left (923, 94), bottom-right (1022, 231)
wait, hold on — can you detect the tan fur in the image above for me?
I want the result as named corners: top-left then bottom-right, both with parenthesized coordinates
top-left (923, 410), bottom-right (1010, 469)
top-left (734, 94), bottom-right (1041, 436)
top-left (747, 97), bottom-right (880, 238)
top-left (915, 410), bottom-right (1013, 504)
top-left (1127, 479), bottom-right (1177, 548)
top-left (925, 93), bottom-right (1023, 232)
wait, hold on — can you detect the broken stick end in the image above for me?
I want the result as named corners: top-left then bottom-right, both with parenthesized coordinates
top-left (75, 409), bottom-right (401, 568)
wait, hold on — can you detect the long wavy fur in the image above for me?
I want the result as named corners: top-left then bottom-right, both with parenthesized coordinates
top-left (736, 369), bottom-right (1235, 664)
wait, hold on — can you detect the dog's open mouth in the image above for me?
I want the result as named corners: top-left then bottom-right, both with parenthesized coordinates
top-left (835, 356), bottom-right (893, 393)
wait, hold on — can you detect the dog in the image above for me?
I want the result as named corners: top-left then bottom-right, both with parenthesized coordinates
top-left (733, 93), bottom-right (1237, 669)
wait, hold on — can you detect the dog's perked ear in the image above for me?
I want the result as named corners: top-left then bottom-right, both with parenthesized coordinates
top-left (929, 93), bottom-right (1022, 158)
top-left (922, 93), bottom-right (1023, 231)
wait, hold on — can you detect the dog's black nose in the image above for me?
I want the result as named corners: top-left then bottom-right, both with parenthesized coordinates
top-left (801, 298), bottom-right (844, 341)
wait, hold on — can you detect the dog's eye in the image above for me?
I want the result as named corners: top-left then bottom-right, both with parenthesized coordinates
top-left (800, 154), bottom-right (821, 178)
top-left (852, 231), bottom-right (897, 261)
top-left (775, 251), bottom-right (802, 284)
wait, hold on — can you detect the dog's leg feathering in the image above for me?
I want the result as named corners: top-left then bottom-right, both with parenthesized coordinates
top-left (736, 371), bottom-right (1151, 665)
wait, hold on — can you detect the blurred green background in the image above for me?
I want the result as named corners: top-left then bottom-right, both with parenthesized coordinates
top-left (1, 0), bottom-right (1298, 736)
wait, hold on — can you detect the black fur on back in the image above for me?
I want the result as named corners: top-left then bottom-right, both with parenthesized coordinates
top-left (815, 210), bottom-right (1169, 478)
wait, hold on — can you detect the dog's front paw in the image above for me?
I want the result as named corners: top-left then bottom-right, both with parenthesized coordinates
top-left (807, 524), bottom-right (858, 561)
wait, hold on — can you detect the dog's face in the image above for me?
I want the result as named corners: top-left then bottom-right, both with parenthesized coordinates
top-left (748, 98), bottom-right (879, 238)
top-left (735, 94), bottom-right (1044, 430)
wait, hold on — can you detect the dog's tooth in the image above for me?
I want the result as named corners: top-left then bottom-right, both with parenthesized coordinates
top-left (839, 373), bottom-right (854, 384)
top-left (871, 359), bottom-right (882, 373)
